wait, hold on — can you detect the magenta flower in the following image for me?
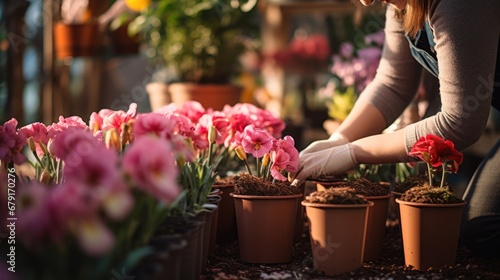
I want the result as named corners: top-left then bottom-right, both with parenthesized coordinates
top-left (0, 118), bottom-right (27, 165)
top-left (240, 125), bottom-right (274, 158)
top-left (122, 136), bottom-right (181, 203)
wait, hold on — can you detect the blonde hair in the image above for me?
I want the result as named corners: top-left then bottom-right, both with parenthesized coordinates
top-left (396, 0), bottom-right (432, 37)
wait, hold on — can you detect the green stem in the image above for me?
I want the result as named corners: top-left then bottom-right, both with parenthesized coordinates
top-left (243, 159), bottom-right (253, 176)
top-left (440, 160), bottom-right (448, 188)
top-left (208, 142), bottom-right (214, 167)
top-left (427, 163), bottom-right (433, 187)
top-left (256, 157), bottom-right (260, 177)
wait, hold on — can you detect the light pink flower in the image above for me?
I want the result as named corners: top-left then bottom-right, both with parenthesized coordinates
top-left (241, 125), bottom-right (274, 158)
top-left (51, 128), bottom-right (101, 161)
top-left (89, 109), bottom-right (113, 132)
top-left (270, 149), bottom-right (291, 181)
top-left (175, 101), bottom-right (206, 123)
top-left (123, 136), bottom-right (181, 203)
top-left (102, 111), bottom-right (130, 134)
top-left (0, 118), bottom-right (27, 164)
top-left (133, 113), bottom-right (175, 139)
top-left (18, 122), bottom-right (49, 157)
top-left (163, 113), bottom-right (195, 138)
top-left (274, 136), bottom-right (299, 173)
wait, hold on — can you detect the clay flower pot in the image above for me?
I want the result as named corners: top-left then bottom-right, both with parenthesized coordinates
top-left (212, 182), bottom-right (238, 244)
top-left (231, 193), bottom-right (303, 263)
top-left (54, 21), bottom-right (100, 59)
top-left (316, 179), bottom-right (392, 261)
top-left (302, 187), bottom-right (373, 276)
top-left (396, 198), bottom-right (466, 270)
top-left (168, 83), bottom-right (243, 111)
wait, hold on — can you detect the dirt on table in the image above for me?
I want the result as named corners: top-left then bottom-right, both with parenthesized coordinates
top-left (204, 212), bottom-right (500, 280)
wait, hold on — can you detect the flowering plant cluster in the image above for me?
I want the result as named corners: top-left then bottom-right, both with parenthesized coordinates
top-left (0, 100), bottom-right (289, 279)
top-left (401, 134), bottom-right (465, 204)
top-left (319, 30), bottom-right (384, 121)
top-left (234, 125), bottom-right (299, 182)
top-left (266, 34), bottom-right (331, 74)
top-left (408, 134), bottom-right (464, 189)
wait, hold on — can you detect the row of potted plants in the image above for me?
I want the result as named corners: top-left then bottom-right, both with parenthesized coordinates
top-left (0, 100), bottom-right (466, 278)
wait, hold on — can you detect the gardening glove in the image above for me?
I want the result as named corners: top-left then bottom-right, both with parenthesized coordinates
top-left (299, 132), bottom-right (349, 157)
top-left (291, 143), bottom-right (358, 186)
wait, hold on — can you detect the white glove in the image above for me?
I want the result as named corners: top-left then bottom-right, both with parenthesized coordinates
top-left (299, 132), bottom-right (349, 156)
top-left (291, 143), bottom-right (358, 186)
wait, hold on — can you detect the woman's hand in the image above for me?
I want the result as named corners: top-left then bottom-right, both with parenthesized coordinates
top-left (291, 143), bottom-right (358, 186)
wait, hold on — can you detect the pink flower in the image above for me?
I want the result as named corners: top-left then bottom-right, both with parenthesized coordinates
top-left (270, 149), bottom-right (291, 181)
top-left (0, 118), bottom-right (27, 165)
top-left (174, 101), bottom-right (207, 123)
top-left (163, 113), bottom-right (195, 138)
top-left (133, 113), bottom-right (175, 139)
top-left (51, 128), bottom-right (101, 161)
top-left (89, 109), bottom-right (113, 132)
top-left (240, 125), bottom-right (274, 158)
top-left (274, 136), bottom-right (299, 173)
top-left (18, 122), bottom-right (49, 157)
top-left (102, 111), bottom-right (130, 134)
top-left (123, 136), bottom-right (181, 203)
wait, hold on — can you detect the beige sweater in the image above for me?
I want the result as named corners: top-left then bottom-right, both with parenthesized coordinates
top-left (357, 1), bottom-right (500, 152)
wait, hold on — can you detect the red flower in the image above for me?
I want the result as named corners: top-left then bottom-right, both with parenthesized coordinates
top-left (409, 134), bottom-right (463, 173)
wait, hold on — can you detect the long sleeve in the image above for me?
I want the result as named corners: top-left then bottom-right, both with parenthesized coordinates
top-left (356, 6), bottom-right (423, 136)
top-left (403, 0), bottom-right (500, 151)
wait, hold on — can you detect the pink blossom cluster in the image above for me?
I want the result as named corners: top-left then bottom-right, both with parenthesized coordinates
top-left (266, 34), bottom-right (331, 73)
top-left (7, 100), bottom-right (289, 258)
top-left (234, 125), bottom-right (299, 181)
top-left (0, 119), bottom-right (27, 165)
top-left (330, 30), bottom-right (384, 94)
top-left (155, 101), bottom-right (286, 152)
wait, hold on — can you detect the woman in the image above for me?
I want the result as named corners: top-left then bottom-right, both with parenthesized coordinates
top-left (293, 0), bottom-right (500, 257)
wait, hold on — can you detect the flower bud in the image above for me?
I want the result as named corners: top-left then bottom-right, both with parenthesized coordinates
top-left (235, 146), bottom-right (247, 161)
top-left (40, 169), bottom-right (51, 185)
top-left (208, 126), bottom-right (217, 144)
top-left (262, 153), bottom-right (270, 167)
top-left (105, 128), bottom-right (121, 151)
top-left (28, 137), bottom-right (36, 152)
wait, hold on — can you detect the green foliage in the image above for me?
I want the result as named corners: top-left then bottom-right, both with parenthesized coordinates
top-left (131, 0), bottom-right (260, 83)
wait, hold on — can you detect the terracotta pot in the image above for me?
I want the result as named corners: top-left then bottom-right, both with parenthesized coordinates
top-left (54, 21), bottom-right (100, 59)
top-left (212, 184), bottom-right (238, 244)
top-left (157, 216), bottom-right (205, 280)
top-left (148, 234), bottom-right (187, 280)
top-left (198, 209), bottom-right (215, 273)
top-left (396, 199), bottom-right (466, 270)
top-left (294, 183), bottom-right (306, 243)
top-left (363, 194), bottom-right (392, 261)
top-left (231, 193), bottom-right (303, 263)
top-left (147, 82), bottom-right (170, 112)
top-left (207, 193), bottom-right (222, 256)
top-left (315, 181), bottom-right (391, 261)
top-left (302, 201), bottom-right (373, 276)
top-left (169, 83), bottom-right (243, 111)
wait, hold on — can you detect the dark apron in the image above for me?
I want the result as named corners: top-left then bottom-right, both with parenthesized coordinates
top-left (405, 22), bottom-right (500, 111)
